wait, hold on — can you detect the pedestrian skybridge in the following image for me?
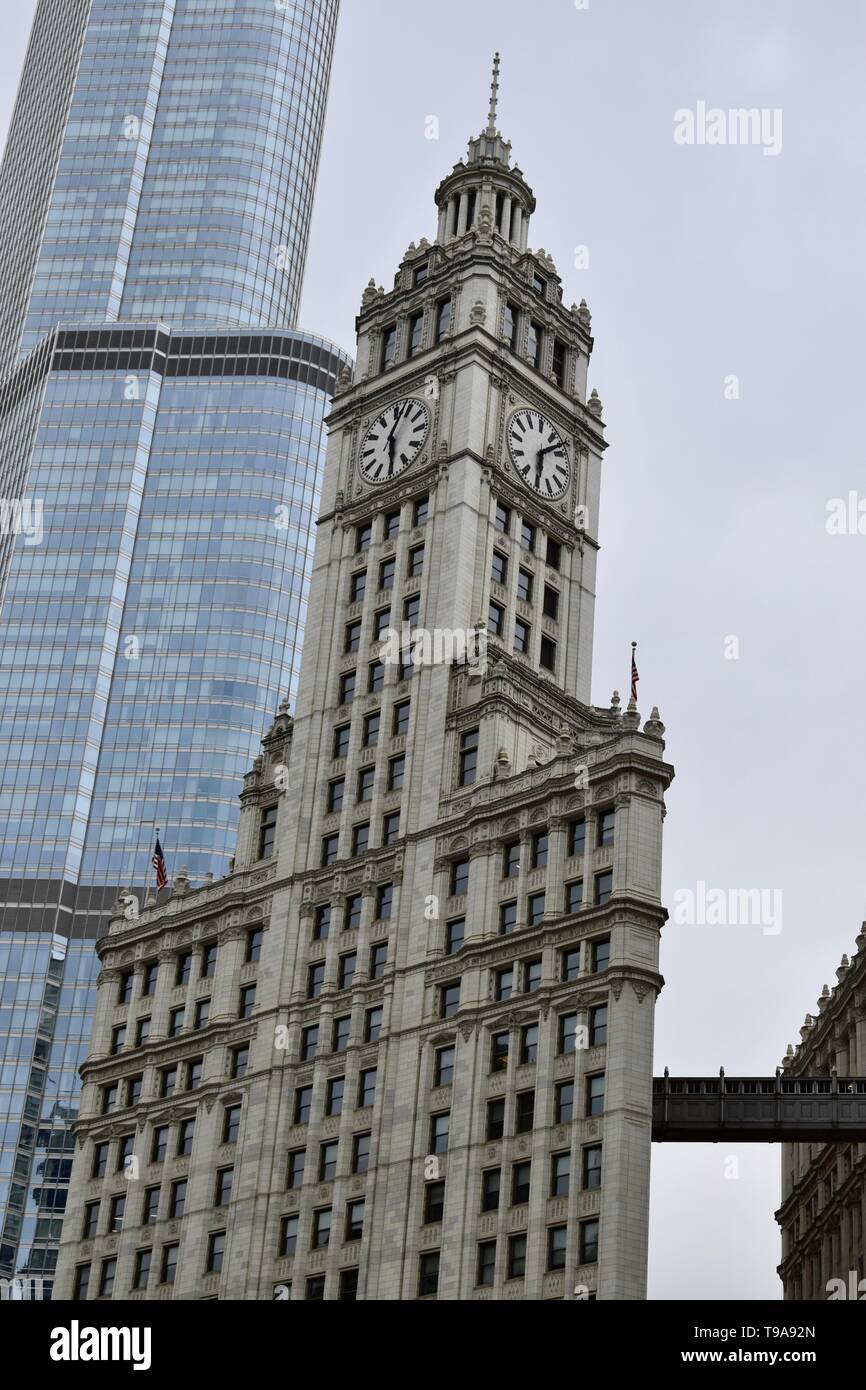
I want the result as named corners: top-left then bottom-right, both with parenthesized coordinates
top-left (652, 1074), bottom-right (866, 1143)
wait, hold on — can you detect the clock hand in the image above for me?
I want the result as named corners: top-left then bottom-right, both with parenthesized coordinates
top-left (537, 443), bottom-right (562, 458)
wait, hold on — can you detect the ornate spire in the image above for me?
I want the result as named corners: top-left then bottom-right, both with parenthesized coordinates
top-left (487, 52), bottom-right (501, 135)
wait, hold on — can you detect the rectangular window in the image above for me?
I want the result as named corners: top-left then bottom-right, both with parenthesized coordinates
top-left (358, 1069), bottom-right (377, 1107)
top-left (381, 324), bottom-right (397, 369)
top-left (362, 711), bottom-right (380, 748)
top-left (459, 728), bottom-right (479, 786)
top-left (540, 636), bottom-right (556, 672)
top-left (247, 928), bottom-right (263, 963)
top-left (357, 767), bottom-right (375, 803)
top-left (590, 1004), bottom-right (608, 1046)
top-left (562, 946), bottom-right (581, 982)
top-left (408, 543), bottom-right (425, 577)
top-left (287, 1150), bottom-right (306, 1189)
top-left (307, 963), bottom-right (325, 1000)
top-left (440, 982), bottom-right (460, 1018)
top-left (496, 967), bottom-right (513, 1001)
top-left (413, 495), bottom-right (429, 527)
top-left (161, 1245), bottom-right (179, 1286)
top-left (176, 952), bottom-right (193, 987)
top-left (430, 1113), bottom-right (450, 1154)
top-left (527, 892), bottom-right (545, 926)
top-left (368, 661), bottom-right (384, 693)
top-left (352, 1133), bottom-right (371, 1174)
top-left (580, 1219), bottom-right (600, 1264)
top-left (345, 619), bottom-right (362, 654)
top-left (321, 833), bottom-right (338, 867)
top-left (333, 724), bottom-right (350, 758)
top-left (486, 1098), bottom-right (505, 1141)
top-left (500, 900), bottom-right (517, 935)
top-left (333, 1016), bottom-right (351, 1052)
top-left (514, 617), bottom-right (530, 654)
top-left (339, 952), bottom-right (357, 990)
top-left (598, 809), bottom-right (615, 847)
top-left (142, 962), bottom-right (159, 996)
top-left (504, 302), bottom-right (519, 351)
top-left (307, 1276), bottom-right (326, 1301)
top-left (169, 1179), bottom-right (187, 1219)
top-left (551, 1152), bottom-right (570, 1197)
top-left (409, 311), bottom-right (424, 355)
top-left (82, 1202), bottom-right (99, 1240)
top-left (446, 917), bottom-right (465, 954)
top-left (527, 321), bottom-right (542, 368)
top-left (494, 501), bottom-right (511, 534)
top-left (566, 879), bottom-right (584, 914)
top-left (133, 1248), bottom-right (151, 1291)
top-left (435, 1046), bottom-right (455, 1086)
top-left (450, 859), bottom-right (470, 896)
top-left (435, 299), bottom-right (452, 342)
top-left (586, 1074), bottom-right (605, 1117)
top-left (384, 508), bottom-right (401, 541)
top-left (224, 1106), bottom-right (241, 1144)
top-left (231, 1044), bottom-right (249, 1079)
top-left (388, 754), bottom-right (405, 790)
top-left (375, 606), bottom-right (392, 639)
top-left (160, 1069), bottom-right (176, 1099)
top-left (118, 971), bottom-right (134, 1006)
top-left (491, 549), bottom-right (508, 585)
top-left (352, 822), bottom-right (370, 855)
top-left (143, 1187), bottom-right (160, 1225)
top-left (559, 1013), bottom-right (578, 1055)
top-left (365, 1006), bottom-right (383, 1043)
top-left (239, 984), bottom-right (256, 1019)
top-left (477, 1241), bottom-right (496, 1287)
top-left (508, 1234), bottom-right (528, 1280)
top-left (403, 593), bottom-right (421, 625)
top-left (533, 271), bottom-right (547, 297)
top-left (151, 1127), bottom-right (168, 1164)
top-left (555, 1081), bottom-right (574, 1124)
top-left (547, 1226), bottom-right (567, 1271)
top-left (327, 778), bottom-right (345, 813)
top-left (301, 1025), bottom-right (318, 1061)
top-left (543, 584), bottom-right (559, 620)
top-left (503, 841), bottom-right (520, 877)
top-left (482, 1168), bottom-right (501, 1212)
top-left (339, 671), bottom-right (356, 706)
top-left (414, 263), bottom-right (429, 286)
top-left (516, 567), bottom-right (533, 602)
top-left (583, 1145), bottom-right (602, 1190)
top-left (525, 958), bottom-right (542, 992)
top-left (74, 1265), bottom-right (91, 1299)
top-left (312, 1209), bottom-right (332, 1250)
top-left (488, 599), bottom-right (504, 636)
top-left (569, 818), bottom-right (586, 856)
top-left (512, 1161), bottom-right (531, 1205)
top-left (99, 1257), bottom-right (117, 1297)
top-left (546, 537), bottom-right (562, 570)
top-left (424, 1181), bottom-right (445, 1225)
top-left (592, 937), bottom-right (611, 973)
top-left (314, 905), bottom-right (331, 940)
top-left (206, 1231), bottom-right (225, 1274)
top-left (515, 1090), bottom-right (535, 1134)
top-left (177, 1118), bottom-right (195, 1157)
top-left (346, 1199), bottom-right (365, 1242)
top-left (531, 830), bottom-right (548, 868)
top-left (201, 943), bottom-right (217, 979)
top-left (214, 1169), bottom-right (233, 1207)
top-left (350, 569), bottom-right (367, 603)
top-left (110, 1025), bottom-right (125, 1054)
top-left (356, 522), bottom-right (373, 553)
top-left (552, 338), bottom-right (566, 387)
top-left (520, 1023), bottom-right (539, 1064)
top-left (319, 1141), bottom-right (339, 1183)
top-left (327, 1079), bottom-right (344, 1118)
top-left (379, 557), bottom-right (395, 590)
top-left (370, 941), bottom-right (388, 979)
top-left (280, 1215), bottom-right (299, 1258)
top-left (294, 1086), bottom-right (313, 1125)
top-left (418, 1252), bottom-right (440, 1297)
top-left (346, 893), bottom-right (363, 930)
top-left (194, 999), bottom-right (209, 1030)
top-left (595, 870), bottom-right (613, 905)
top-left (376, 882), bottom-right (393, 919)
top-left (491, 1031), bottom-right (509, 1072)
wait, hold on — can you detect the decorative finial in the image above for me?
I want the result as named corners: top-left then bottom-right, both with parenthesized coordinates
top-left (487, 52), bottom-right (501, 134)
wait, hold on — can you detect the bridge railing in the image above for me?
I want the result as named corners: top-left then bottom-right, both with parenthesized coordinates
top-left (652, 1074), bottom-right (866, 1142)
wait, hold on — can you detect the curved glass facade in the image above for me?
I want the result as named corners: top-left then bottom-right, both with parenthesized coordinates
top-left (0, 0), bottom-right (346, 1293)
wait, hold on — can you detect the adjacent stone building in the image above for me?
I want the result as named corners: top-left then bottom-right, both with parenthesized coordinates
top-left (776, 926), bottom-right (866, 1299)
top-left (54, 62), bottom-right (674, 1302)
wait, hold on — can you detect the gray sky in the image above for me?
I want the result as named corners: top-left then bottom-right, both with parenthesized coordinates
top-left (4, 0), bottom-right (866, 1300)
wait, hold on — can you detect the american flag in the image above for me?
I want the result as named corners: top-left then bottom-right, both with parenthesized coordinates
top-left (152, 836), bottom-right (168, 891)
top-left (631, 643), bottom-right (640, 702)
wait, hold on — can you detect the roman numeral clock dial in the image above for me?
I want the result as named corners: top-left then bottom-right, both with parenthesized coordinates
top-left (359, 398), bottom-right (430, 484)
top-left (507, 408), bottom-right (570, 498)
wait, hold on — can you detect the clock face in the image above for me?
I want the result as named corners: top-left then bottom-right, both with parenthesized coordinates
top-left (507, 409), bottom-right (570, 498)
top-left (359, 398), bottom-right (430, 484)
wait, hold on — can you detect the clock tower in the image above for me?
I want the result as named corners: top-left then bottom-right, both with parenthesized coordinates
top-left (55, 58), bottom-right (674, 1304)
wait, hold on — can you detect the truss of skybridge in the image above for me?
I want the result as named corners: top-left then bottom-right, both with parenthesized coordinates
top-left (652, 1073), bottom-right (866, 1143)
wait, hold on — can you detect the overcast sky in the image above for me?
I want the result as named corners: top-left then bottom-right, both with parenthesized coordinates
top-left (4, 0), bottom-right (866, 1300)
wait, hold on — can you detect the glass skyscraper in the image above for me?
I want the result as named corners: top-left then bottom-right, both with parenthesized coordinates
top-left (0, 0), bottom-right (347, 1295)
